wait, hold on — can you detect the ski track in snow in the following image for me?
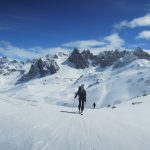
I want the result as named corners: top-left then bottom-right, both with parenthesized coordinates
top-left (0, 95), bottom-right (150, 150)
top-left (0, 57), bottom-right (150, 149)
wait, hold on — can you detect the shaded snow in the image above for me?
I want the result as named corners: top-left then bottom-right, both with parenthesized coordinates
top-left (0, 95), bottom-right (150, 150)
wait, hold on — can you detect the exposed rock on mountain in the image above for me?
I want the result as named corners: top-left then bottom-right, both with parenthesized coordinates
top-left (133, 47), bottom-right (150, 60)
top-left (0, 57), bottom-right (24, 76)
top-left (92, 50), bottom-right (129, 67)
top-left (1, 47), bottom-right (150, 84)
top-left (68, 48), bottom-right (150, 69)
top-left (18, 56), bottom-right (59, 83)
top-left (68, 48), bottom-right (90, 69)
top-left (81, 50), bottom-right (95, 60)
top-left (113, 53), bottom-right (138, 69)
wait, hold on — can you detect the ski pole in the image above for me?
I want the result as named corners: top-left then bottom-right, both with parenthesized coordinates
top-left (72, 98), bottom-right (75, 111)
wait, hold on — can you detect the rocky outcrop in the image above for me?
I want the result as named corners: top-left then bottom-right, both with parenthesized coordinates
top-left (81, 50), bottom-right (95, 60)
top-left (1, 48), bottom-right (150, 84)
top-left (68, 48), bottom-right (150, 69)
top-left (133, 47), bottom-right (150, 60)
top-left (112, 48), bottom-right (150, 69)
top-left (113, 53), bottom-right (138, 69)
top-left (92, 50), bottom-right (129, 68)
top-left (18, 56), bottom-right (60, 83)
top-left (0, 57), bottom-right (24, 76)
top-left (68, 48), bottom-right (91, 69)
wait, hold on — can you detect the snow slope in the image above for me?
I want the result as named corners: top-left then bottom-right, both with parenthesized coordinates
top-left (0, 52), bottom-right (150, 149)
top-left (86, 59), bottom-right (150, 108)
top-left (0, 57), bottom-right (150, 108)
top-left (0, 94), bottom-right (150, 150)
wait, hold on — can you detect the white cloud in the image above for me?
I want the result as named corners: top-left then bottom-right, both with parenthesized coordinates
top-left (103, 33), bottom-right (124, 49)
top-left (0, 41), bottom-right (38, 59)
top-left (136, 30), bottom-right (150, 40)
top-left (62, 33), bottom-right (124, 53)
top-left (62, 40), bottom-right (105, 49)
top-left (114, 14), bottom-right (150, 29)
top-left (89, 33), bottom-right (125, 54)
top-left (0, 41), bottom-right (68, 60)
top-left (0, 33), bottom-right (125, 59)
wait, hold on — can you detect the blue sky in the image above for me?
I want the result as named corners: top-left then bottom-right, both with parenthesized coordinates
top-left (0, 0), bottom-right (150, 59)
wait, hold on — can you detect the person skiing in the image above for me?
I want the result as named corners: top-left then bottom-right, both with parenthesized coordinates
top-left (74, 84), bottom-right (86, 114)
top-left (93, 102), bottom-right (96, 109)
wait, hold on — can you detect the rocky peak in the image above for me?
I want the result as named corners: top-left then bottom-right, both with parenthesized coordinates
top-left (113, 53), bottom-right (138, 69)
top-left (81, 50), bottom-right (95, 60)
top-left (0, 57), bottom-right (24, 76)
top-left (92, 50), bottom-right (129, 68)
top-left (68, 48), bottom-right (88, 69)
top-left (17, 56), bottom-right (60, 83)
top-left (133, 47), bottom-right (150, 60)
top-left (68, 48), bottom-right (93, 69)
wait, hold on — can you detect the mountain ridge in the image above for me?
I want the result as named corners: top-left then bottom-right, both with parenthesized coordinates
top-left (0, 47), bottom-right (150, 108)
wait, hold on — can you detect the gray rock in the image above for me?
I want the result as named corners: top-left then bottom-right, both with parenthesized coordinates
top-left (133, 47), bottom-right (150, 60)
top-left (18, 57), bottom-right (59, 83)
top-left (113, 53), bottom-right (138, 69)
top-left (93, 50), bottom-right (129, 68)
top-left (0, 57), bottom-right (24, 75)
top-left (68, 48), bottom-right (92, 69)
top-left (81, 50), bottom-right (95, 60)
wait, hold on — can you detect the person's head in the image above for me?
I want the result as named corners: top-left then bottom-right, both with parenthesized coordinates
top-left (78, 86), bottom-right (81, 90)
top-left (81, 84), bottom-right (84, 90)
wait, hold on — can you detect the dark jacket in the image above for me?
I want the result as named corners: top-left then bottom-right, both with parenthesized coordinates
top-left (75, 86), bottom-right (86, 102)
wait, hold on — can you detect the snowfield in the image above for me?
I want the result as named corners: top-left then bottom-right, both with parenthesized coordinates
top-left (0, 52), bottom-right (150, 150)
top-left (0, 94), bottom-right (150, 150)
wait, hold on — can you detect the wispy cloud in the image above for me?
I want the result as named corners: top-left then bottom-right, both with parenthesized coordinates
top-left (62, 33), bottom-right (124, 53)
top-left (103, 33), bottom-right (124, 49)
top-left (0, 41), bottom-right (68, 60)
top-left (114, 13), bottom-right (150, 29)
top-left (136, 30), bottom-right (150, 40)
top-left (62, 40), bottom-right (105, 49)
top-left (0, 33), bottom-right (125, 59)
top-left (0, 41), bottom-right (39, 59)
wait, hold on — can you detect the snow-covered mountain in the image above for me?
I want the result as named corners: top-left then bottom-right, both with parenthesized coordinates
top-left (0, 48), bottom-right (150, 107)
top-left (0, 48), bottom-right (150, 150)
top-left (0, 57), bottom-right (25, 75)
top-left (17, 55), bottom-right (60, 83)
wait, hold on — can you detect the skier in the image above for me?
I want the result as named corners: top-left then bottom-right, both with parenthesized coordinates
top-left (93, 102), bottom-right (96, 109)
top-left (74, 84), bottom-right (86, 114)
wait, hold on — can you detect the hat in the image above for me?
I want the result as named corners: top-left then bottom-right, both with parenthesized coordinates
top-left (81, 84), bottom-right (84, 87)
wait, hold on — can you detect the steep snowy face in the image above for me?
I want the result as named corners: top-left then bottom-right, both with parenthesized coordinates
top-left (86, 59), bottom-right (150, 108)
top-left (0, 57), bottom-right (24, 76)
top-left (17, 56), bottom-right (60, 83)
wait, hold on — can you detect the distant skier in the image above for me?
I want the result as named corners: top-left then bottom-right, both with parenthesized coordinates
top-left (74, 84), bottom-right (86, 114)
top-left (93, 102), bottom-right (96, 109)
